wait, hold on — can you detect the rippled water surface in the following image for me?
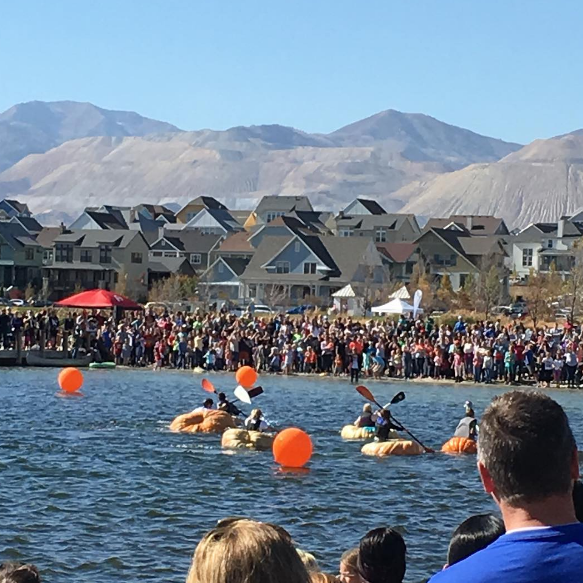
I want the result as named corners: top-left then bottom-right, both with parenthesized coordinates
top-left (2, 369), bottom-right (583, 582)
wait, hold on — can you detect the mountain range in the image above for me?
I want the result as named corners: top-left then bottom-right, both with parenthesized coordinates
top-left (0, 100), bottom-right (580, 228)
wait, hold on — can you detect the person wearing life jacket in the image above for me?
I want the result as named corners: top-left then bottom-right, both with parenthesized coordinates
top-left (454, 400), bottom-right (479, 441)
top-left (217, 392), bottom-right (242, 416)
top-left (354, 403), bottom-right (377, 428)
top-left (375, 408), bottom-right (404, 442)
top-left (244, 408), bottom-right (271, 432)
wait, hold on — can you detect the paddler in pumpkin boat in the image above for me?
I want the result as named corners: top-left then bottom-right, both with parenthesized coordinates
top-left (375, 408), bottom-right (405, 442)
top-left (454, 401), bottom-right (479, 441)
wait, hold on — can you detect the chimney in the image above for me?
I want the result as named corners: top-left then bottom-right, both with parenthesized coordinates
top-left (465, 216), bottom-right (473, 231)
top-left (557, 218), bottom-right (565, 239)
top-left (60, 222), bottom-right (66, 234)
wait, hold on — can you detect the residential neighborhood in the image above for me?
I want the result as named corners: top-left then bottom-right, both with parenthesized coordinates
top-left (0, 195), bottom-right (580, 306)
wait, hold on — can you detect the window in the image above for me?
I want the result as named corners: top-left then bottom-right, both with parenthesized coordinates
top-left (339, 229), bottom-right (353, 237)
top-left (294, 241), bottom-right (301, 253)
top-left (303, 262), bottom-right (317, 274)
top-left (522, 248), bottom-right (533, 267)
top-left (163, 251), bottom-right (177, 258)
top-left (375, 228), bottom-right (387, 243)
top-left (99, 245), bottom-right (112, 264)
top-left (190, 253), bottom-right (202, 265)
top-left (55, 243), bottom-right (73, 263)
top-left (186, 212), bottom-right (197, 222)
top-left (131, 252), bottom-right (143, 264)
top-left (275, 261), bottom-right (290, 274)
top-left (266, 211), bottom-right (284, 223)
top-left (218, 262), bottom-right (224, 273)
top-left (201, 226), bottom-right (221, 235)
top-left (25, 247), bottom-right (34, 261)
top-left (546, 239), bottom-right (553, 249)
top-left (433, 254), bottom-right (456, 267)
top-left (151, 251), bottom-right (162, 257)
top-left (80, 250), bottom-right (93, 263)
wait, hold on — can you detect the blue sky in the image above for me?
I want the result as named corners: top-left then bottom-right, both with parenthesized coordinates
top-left (1, 0), bottom-right (582, 144)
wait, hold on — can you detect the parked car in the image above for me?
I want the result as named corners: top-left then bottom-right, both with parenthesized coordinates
top-left (250, 304), bottom-right (273, 315)
top-left (32, 299), bottom-right (53, 307)
top-left (9, 299), bottom-right (27, 307)
top-left (286, 304), bottom-right (314, 315)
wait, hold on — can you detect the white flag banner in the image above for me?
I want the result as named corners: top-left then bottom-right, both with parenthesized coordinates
top-left (413, 289), bottom-right (423, 319)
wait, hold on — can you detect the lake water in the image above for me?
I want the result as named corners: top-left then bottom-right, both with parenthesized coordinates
top-left (1, 369), bottom-right (583, 583)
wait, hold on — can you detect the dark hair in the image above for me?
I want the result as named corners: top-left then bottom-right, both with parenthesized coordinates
top-left (357, 527), bottom-right (406, 583)
top-left (447, 514), bottom-right (505, 566)
top-left (0, 563), bottom-right (40, 583)
top-left (204, 398), bottom-right (214, 408)
top-left (478, 391), bottom-right (576, 505)
top-left (218, 392), bottom-right (226, 400)
top-left (573, 480), bottom-right (583, 522)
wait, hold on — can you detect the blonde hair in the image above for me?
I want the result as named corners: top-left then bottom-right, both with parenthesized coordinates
top-left (340, 547), bottom-right (359, 569)
top-left (310, 574), bottom-right (338, 583)
top-left (363, 404), bottom-right (372, 413)
top-left (297, 549), bottom-right (319, 573)
top-left (187, 519), bottom-right (311, 583)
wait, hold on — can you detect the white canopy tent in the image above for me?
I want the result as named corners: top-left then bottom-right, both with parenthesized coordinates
top-left (389, 285), bottom-right (411, 300)
top-left (332, 284), bottom-right (356, 298)
top-left (371, 298), bottom-right (423, 315)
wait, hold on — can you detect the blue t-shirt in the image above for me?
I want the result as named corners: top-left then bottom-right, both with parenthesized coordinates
top-left (430, 524), bottom-right (583, 583)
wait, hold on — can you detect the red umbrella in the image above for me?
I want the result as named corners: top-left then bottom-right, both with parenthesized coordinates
top-left (55, 289), bottom-right (143, 310)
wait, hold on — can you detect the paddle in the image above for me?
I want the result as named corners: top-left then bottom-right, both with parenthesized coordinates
top-left (383, 391), bottom-right (406, 409)
top-left (234, 385), bottom-right (252, 405)
top-left (201, 378), bottom-right (264, 403)
top-left (355, 385), bottom-right (435, 453)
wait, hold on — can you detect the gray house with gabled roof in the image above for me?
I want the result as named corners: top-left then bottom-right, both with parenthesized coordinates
top-left (199, 256), bottom-right (250, 300)
top-left (240, 232), bottom-right (388, 305)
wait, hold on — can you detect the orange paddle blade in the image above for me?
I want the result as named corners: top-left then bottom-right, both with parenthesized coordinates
top-left (356, 385), bottom-right (376, 403)
top-left (201, 378), bottom-right (216, 393)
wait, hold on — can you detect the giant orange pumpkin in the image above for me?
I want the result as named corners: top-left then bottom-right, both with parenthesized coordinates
top-left (441, 436), bottom-right (477, 454)
top-left (361, 440), bottom-right (424, 457)
top-left (170, 409), bottom-right (235, 434)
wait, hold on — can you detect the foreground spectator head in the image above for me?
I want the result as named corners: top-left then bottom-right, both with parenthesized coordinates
top-left (297, 549), bottom-right (319, 573)
top-left (310, 574), bottom-right (338, 583)
top-left (339, 548), bottom-right (361, 583)
top-left (357, 527), bottom-right (406, 583)
top-left (0, 563), bottom-right (40, 583)
top-left (187, 518), bottom-right (311, 583)
top-left (446, 514), bottom-right (505, 566)
top-left (478, 391), bottom-right (578, 508)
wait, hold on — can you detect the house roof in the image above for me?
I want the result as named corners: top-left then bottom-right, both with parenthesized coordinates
top-left (288, 211), bottom-right (333, 234)
top-left (0, 222), bottom-right (40, 249)
top-left (355, 198), bottom-right (386, 215)
top-left (202, 208), bottom-right (242, 232)
top-left (229, 210), bottom-right (254, 226)
top-left (154, 231), bottom-right (222, 253)
top-left (222, 257), bottom-right (250, 276)
top-left (424, 215), bottom-right (509, 236)
top-left (458, 236), bottom-right (507, 258)
top-left (3, 200), bottom-right (30, 214)
top-left (54, 229), bottom-right (144, 249)
top-left (9, 216), bottom-right (43, 233)
top-left (37, 227), bottom-right (66, 248)
top-left (177, 196), bottom-right (228, 215)
top-left (254, 195), bottom-right (314, 216)
top-left (85, 210), bottom-right (128, 230)
top-left (335, 213), bottom-right (416, 232)
top-left (218, 231), bottom-right (254, 254)
top-left (318, 237), bottom-right (374, 282)
top-left (376, 242), bottom-right (417, 263)
top-left (148, 256), bottom-right (196, 276)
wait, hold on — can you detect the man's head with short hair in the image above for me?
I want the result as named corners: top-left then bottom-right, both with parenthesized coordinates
top-left (478, 391), bottom-right (578, 507)
top-left (446, 514), bottom-right (505, 566)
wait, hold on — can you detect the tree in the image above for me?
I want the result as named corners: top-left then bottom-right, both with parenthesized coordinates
top-left (148, 275), bottom-right (198, 304)
top-left (563, 242), bottom-right (583, 323)
top-left (522, 269), bottom-right (553, 328)
top-left (436, 274), bottom-right (455, 310)
top-left (410, 259), bottom-right (435, 311)
top-left (456, 275), bottom-right (477, 311)
top-left (476, 263), bottom-right (503, 318)
top-left (24, 283), bottom-right (36, 302)
top-left (114, 269), bottom-right (128, 296)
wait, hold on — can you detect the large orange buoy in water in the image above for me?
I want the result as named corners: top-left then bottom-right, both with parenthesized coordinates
top-left (441, 436), bottom-right (477, 454)
top-left (235, 365), bottom-right (257, 389)
top-left (273, 427), bottom-right (313, 468)
top-left (58, 367), bottom-right (84, 393)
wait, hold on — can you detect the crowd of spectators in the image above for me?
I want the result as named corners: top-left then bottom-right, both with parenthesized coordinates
top-left (1, 306), bottom-right (582, 386)
top-left (8, 391), bottom-right (583, 582)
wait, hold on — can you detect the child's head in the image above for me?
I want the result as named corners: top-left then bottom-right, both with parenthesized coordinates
top-left (446, 514), bottom-right (505, 567)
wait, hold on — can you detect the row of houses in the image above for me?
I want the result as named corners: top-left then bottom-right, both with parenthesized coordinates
top-left (0, 195), bottom-right (580, 303)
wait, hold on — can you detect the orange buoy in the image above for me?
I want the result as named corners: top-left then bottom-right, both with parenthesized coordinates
top-left (58, 367), bottom-right (84, 393)
top-left (441, 436), bottom-right (477, 454)
top-left (235, 365), bottom-right (257, 389)
top-left (273, 427), bottom-right (313, 468)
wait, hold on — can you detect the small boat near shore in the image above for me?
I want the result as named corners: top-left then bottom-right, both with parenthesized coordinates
top-left (25, 351), bottom-right (93, 368)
